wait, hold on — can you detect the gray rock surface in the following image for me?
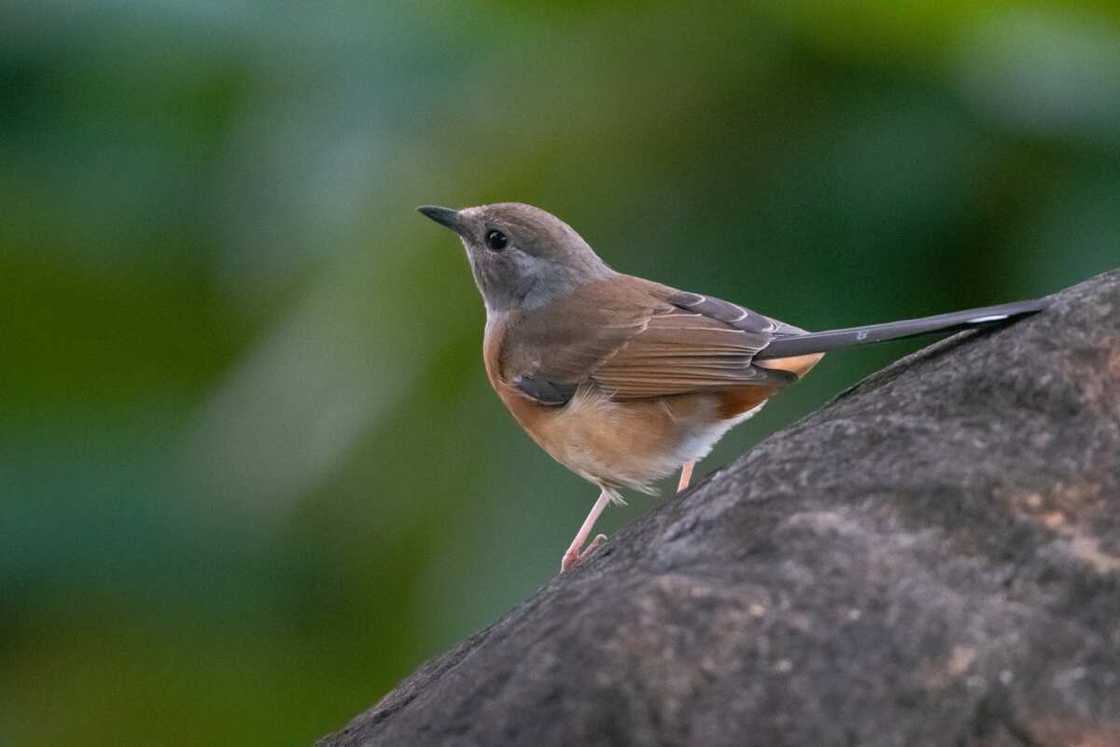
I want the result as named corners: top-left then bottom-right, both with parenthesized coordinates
top-left (320, 270), bottom-right (1120, 747)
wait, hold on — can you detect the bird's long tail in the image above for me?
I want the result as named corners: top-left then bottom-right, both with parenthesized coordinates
top-left (754, 298), bottom-right (1049, 360)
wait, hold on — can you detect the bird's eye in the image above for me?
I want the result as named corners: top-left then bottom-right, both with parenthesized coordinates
top-left (485, 230), bottom-right (508, 251)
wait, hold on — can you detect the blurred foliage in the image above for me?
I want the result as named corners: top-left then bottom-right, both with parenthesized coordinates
top-left (2, 1), bottom-right (1118, 744)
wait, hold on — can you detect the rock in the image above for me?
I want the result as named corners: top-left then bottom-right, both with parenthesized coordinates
top-left (320, 270), bottom-right (1120, 747)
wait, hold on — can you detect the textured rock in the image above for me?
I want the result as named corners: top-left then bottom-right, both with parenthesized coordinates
top-left (320, 270), bottom-right (1120, 747)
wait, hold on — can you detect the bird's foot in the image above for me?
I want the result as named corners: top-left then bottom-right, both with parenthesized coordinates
top-left (560, 533), bottom-right (608, 572)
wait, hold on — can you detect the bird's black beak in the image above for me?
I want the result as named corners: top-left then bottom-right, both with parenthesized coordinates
top-left (417, 205), bottom-right (463, 234)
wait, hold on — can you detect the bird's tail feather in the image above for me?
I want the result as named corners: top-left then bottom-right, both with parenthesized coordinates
top-left (754, 298), bottom-right (1049, 360)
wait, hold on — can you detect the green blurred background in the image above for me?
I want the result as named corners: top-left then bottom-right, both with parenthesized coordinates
top-left (2, 1), bottom-right (1118, 744)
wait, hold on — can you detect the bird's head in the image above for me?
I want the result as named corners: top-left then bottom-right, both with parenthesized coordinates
top-left (418, 202), bottom-right (613, 313)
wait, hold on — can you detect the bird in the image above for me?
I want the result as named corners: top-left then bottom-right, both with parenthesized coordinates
top-left (417, 202), bottom-right (1048, 573)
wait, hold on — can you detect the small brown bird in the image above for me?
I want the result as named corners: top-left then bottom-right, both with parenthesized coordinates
top-left (419, 203), bottom-right (1047, 572)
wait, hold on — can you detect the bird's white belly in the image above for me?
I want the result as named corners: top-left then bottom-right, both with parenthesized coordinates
top-left (671, 400), bottom-right (767, 466)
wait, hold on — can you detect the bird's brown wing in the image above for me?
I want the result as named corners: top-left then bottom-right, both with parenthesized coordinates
top-left (589, 304), bottom-right (791, 399)
top-left (500, 277), bottom-right (801, 405)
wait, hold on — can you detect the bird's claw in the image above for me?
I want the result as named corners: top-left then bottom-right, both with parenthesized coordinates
top-left (560, 533), bottom-right (608, 572)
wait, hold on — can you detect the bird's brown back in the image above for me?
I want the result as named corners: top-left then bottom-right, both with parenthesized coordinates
top-left (489, 275), bottom-right (816, 406)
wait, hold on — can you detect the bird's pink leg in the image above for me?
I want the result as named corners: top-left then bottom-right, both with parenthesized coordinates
top-left (560, 490), bottom-right (612, 572)
top-left (677, 461), bottom-right (696, 492)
